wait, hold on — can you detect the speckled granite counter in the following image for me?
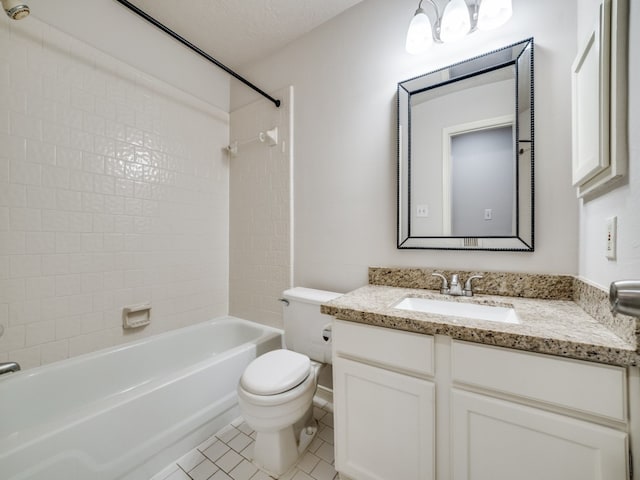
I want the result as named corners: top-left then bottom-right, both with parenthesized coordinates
top-left (321, 284), bottom-right (640, 367)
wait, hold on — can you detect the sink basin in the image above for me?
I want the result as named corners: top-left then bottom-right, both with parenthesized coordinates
top-left (393, 297), bottom-right (519, 324)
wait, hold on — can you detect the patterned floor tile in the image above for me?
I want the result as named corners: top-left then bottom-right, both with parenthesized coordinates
top-left (188, 459), bottom-right (219, 480)
top-left (309, 460), bottom-right (336, 480)
top-left (152, 397), bottom-right (334, 480)
top-left (202, 440), bottom-right (231, 463)
top-left (314, 442), bottom-right (334, 464)
top-left (216, 450), bottom-right (244, 473)
top-left (178, 450), bottom-right (207, 472)
top-left (228, 459), bottom-right (258, 480)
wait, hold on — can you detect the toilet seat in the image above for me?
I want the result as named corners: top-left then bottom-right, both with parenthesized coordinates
top-left (240, 349), bottom-right (311, 396)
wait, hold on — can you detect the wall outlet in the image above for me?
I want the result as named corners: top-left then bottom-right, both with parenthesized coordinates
top-left (416, 205), bottom-right (429, 217)
top-left (606, 216), bottom-right (617, 260)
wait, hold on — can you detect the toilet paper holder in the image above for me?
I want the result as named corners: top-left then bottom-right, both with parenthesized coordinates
top-left (610, 280), bottom-right (640, 317)
top-left (322, 323), bottom-right (332, 342)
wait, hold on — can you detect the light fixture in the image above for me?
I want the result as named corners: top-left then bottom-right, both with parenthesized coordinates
top-left (405, 0), bottom-right (512, 53)
top-left (440, 0), bottom-right (471, 43)
top-left (405, 3), bottom-right (433, 54)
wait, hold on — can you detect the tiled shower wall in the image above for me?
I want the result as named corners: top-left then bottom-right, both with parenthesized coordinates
top-left (229, 87), bottom-right (292, 328)
top-left (0, 17), bottom-right (230, 369)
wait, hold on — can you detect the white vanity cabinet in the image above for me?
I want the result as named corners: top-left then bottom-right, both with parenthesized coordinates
top-left (332, 320), bottom-right (631, 480)
top-left (450, 340), bottom-right (629, 480)
top-left (451, 389), bottom-right (627, 480)
top-left (332, 320), bottom-right (436, 480)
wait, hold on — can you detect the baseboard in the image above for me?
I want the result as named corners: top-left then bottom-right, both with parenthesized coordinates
top-left (316, 384), bottom-right (333, 405)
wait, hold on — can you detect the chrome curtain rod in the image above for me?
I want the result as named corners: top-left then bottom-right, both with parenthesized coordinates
top-left (114, 0), bottom-right (281, 108)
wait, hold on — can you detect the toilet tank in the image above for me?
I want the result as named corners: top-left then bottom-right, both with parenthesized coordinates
top-left (282, 287), bottom-right (342, 364)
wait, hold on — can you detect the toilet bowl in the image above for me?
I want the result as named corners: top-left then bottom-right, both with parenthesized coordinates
top-left (236, 287), bottom-right (341, 477)
top-left (237, 350), bottom-right (320, 475)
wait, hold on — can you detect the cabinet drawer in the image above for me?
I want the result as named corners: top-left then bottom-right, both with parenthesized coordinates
top-left (333, 320), bottom-right (434, 377)
top-left (451, 340), bottom-right (627, 422)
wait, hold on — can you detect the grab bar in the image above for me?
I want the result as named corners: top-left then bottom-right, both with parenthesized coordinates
top-left (0, 362), bottom-right (21, 376)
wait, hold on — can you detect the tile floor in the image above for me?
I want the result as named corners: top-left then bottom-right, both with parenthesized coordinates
top-left (151, 397), bottom-right (337, 480)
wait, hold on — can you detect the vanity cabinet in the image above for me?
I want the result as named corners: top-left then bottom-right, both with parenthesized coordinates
top-left (332, 320), bottom-right (631, 480)
top-left (451, 389), bottom-right (627, 480)
top-left (332, 320), bottom-right (435, 480)
top-left (450, 340), bottom-right (629, 480)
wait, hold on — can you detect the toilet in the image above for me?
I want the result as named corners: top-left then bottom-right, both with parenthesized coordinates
top-left (237, 287), bottom-right (341, 476)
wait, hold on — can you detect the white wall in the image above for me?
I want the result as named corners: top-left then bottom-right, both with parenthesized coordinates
top-left (232, 0), bottom-right (580, 293)
top-left (28, 0), bottom-right (230, 111)
top-left (577, 0), bottom-right (640, 289)
top-left (229, 87), bottom-right (293, 328)
top-left (0, 17), bottom-right (230, 369)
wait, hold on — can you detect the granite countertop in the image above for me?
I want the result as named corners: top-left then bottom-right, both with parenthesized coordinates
top-left (321, 284), bottom-right (639, 367)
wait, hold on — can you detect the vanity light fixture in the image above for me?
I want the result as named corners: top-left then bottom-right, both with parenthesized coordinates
top-left (405, 0), bottom-right (513, 54)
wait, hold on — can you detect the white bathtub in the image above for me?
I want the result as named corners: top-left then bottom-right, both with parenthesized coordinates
top-left (0, 316), bottom-right (282, 480)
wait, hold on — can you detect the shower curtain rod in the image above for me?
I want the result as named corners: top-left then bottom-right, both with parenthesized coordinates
top-left (114, 0), bottom-right (281, 108)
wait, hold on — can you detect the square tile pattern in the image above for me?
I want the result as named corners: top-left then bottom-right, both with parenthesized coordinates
top-left (151, 398), bottom-right (337, 480)
top-left (0, 15), bottom-right (229, 370)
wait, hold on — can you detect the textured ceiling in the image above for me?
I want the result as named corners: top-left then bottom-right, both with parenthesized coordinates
top-left (126, 0), bottom-right (364, 67)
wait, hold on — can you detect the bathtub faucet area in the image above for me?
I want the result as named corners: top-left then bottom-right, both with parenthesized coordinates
top-left (0, 362), bottom-right (21, 375)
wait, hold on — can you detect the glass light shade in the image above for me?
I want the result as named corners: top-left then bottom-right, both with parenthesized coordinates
top-left (440, 0), bottom-right (471, 42)
top-left (406, 9), bottom-right (433, 54)
top-left (477, 0), bottom-right (513, 31)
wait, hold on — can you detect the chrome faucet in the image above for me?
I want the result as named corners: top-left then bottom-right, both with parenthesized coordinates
top-left (449, 274), bottom-right (463, 296)
top-left (0, 362), bottom-right (21, 376)
top-left (432, 273), bottom-right (483, 297)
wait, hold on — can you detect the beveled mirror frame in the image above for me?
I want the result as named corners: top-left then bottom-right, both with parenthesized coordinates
top-left (397, 38), bottom-right (534, 251)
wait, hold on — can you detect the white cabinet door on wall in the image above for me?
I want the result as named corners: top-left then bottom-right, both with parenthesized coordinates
top-left (451, 389), bottom-right (628, 480)
top-left (571, 0), bottom-right (628, 198)
top-left (333, 357), bottom-right (435, 480)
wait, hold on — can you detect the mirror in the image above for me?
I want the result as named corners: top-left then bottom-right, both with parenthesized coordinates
top-left (397, 38), bottom-right (534, 251)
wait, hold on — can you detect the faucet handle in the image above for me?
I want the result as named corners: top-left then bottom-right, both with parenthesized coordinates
top-left (463, 275), bottom-right (484, 296)
top-left (432, 273), bottom-right (449, 294)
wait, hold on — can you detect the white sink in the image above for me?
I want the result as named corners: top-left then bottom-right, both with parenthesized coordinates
top-left (393, 297), bottom-right (520, 324)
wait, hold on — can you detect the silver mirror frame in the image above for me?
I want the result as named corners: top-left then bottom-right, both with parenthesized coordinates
top-left (397, 38), bottom-right (534, 251)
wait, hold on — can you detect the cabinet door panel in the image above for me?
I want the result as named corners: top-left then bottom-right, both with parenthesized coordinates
top-left (334, 357), bottom-right (435, 480)
top-left (452, 389), bottom-right (628, 480)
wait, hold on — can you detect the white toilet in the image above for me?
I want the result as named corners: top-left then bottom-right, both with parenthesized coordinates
top-left (237, 287), bottom-right (341, 477)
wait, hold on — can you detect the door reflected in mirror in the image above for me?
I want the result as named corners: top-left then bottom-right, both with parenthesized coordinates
top-left (449, 124), bottom-right (514, 237)
top-left (398, 38), bottom-right (534, 251)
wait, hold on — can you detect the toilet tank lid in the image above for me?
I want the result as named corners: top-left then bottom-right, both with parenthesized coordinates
top-left (282, 287), bottom-right (342, 305)
top-left (240, 350), bottom-right (311, 395)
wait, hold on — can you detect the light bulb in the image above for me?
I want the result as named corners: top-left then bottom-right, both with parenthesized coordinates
top-left (406, 9), bottom-right (433, 55)
top-left (440, 0), bottom-right (471, 42)
top-left (477, 0), bottom-right (512, 31)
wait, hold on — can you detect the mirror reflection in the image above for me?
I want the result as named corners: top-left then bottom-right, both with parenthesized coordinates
top-left (397, 38), bottom-right (534, 251)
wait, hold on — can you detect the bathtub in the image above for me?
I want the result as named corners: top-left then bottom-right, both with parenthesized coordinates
top-left (0, 316), bottom-right (282, 480)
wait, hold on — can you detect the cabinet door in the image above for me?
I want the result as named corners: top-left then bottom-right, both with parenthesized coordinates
top-left (334, 357), bottom-right (435, 480)
top-left (452, 389), bottom-right (628, 480)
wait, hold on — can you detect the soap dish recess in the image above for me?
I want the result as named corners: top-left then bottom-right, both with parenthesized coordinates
top-left (122, 303), bottom-right (151, 329)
